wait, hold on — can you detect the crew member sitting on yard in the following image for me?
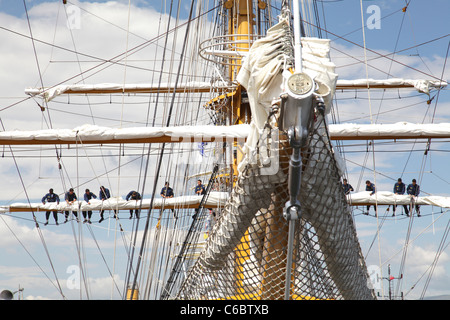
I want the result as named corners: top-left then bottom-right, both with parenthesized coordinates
top-left (64, 188), bottom-right (78, 223)
top-left (160, 182), bottom-right (176, 217)
top-left (82, 188), bottom-right (97, 224)
top-left (193, 180), bottom-right (206, 219)
top-left (99, 186), bottom-right (116, 222)
top-left (126, 190), bottom-right (142, 219)
top-left (365, 180), bottom-right (376, 215)
top-left (393, 178), bottom-right (409, 217)
top-left (42, 188), bottom-right (60, 226)
top-left (342, 179), bottom-right (354, 195)
top-left (407, 179), bottom-right (421, 217)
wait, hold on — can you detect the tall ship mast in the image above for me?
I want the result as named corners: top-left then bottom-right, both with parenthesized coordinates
top-left (0, 0), bottom-right (448, 300)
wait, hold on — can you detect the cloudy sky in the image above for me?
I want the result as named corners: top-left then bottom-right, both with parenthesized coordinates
top-left (0, 0), bottom-right (449, 300)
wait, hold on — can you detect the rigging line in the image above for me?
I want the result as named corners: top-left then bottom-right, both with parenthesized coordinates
top-left (430, 41), bottom-right (449, 124)
top-left (62, 5), bottom-right (97, 126)
top-left (22, 0), bottom-right (81, 207)
top-left (395, 203), bottom-right (417, 297)
top-left (35, 1), bottom-right (61, 85)
top-left (86, 224), bottom-right (123, 297)
top-left (0, 4), bottom-right (220, 114)
top-left (114, 1), bottom-right (134, 293)
top-left (405, 239), bottom-right (450, 298)
top-left (381, 209), bottom-right (448, 266)
top-left (135, 0), bottom-right (177, 260)
top-left (61, 4), bottom-right (101, 292)
top-left (122, 0), bottom-right (177, 296)
top-left (161, 163), bottom-right (220, 299)
top-left (300, 19), bottom-right (447, 81)
top-left (420, 217), bottom-right (450, 299)
top-left (76, 134), bottom-right (92, 299)
top-left (144, 0), bottom-right (187, 294)
top-left (363, 209), bottom-right (390, 260)
top-left (22, 0), bottom-right (53, 129)
top-left (374, 3), bottom-right (407, 124)
top-left (154, 135), bottom-right (185, 296)
top-left (0, 214), bottom-right (66, 297)
top-left (335, 34), bottom-right (449, 70)
top-left (133, 0), bottom-right (165, 219)
top-left (65, 0), bottom-right (192, 65)
top-left (0, 119), bottom-right (66, 299)
top-left (120, 0), bottom-right (133, 127)
top-left (127, 0), bottom-right (196, 301)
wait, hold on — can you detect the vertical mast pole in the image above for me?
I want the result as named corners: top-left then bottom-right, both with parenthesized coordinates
top-left (292, 0), bottom-right (302, 72)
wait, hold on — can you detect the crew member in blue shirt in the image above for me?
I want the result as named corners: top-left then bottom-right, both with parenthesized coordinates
top-left (393, 178), bottom-right (409, 217)
top-left (82, 188), bottom-right (97, 224)
top-left (192, 180), bottom-right (206, 219)
top-left (160, 182), bottom-right (174, 198)
top-left (99, 186), bottom-right (116, 222)
top-left (365, 180), bottom-right (376, 215)
top-left (126, 190), bottom-right (141, 219)
top-left (42, 188), bottom-right (60, 226)
top-left (64, 188), bottom-right (78, 223)
top-left (407, 179), bottom-right (421, 217)
top-left (160, 182), bottom-right (175, 217)
top-left (342, 179), bottom-right (354, 195)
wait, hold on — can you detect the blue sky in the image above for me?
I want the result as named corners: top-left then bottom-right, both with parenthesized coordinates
top-left (0, 0), bottom-right (449, 300)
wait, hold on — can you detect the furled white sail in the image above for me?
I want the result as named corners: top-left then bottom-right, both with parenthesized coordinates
top-left (0, 192), bottom-right (229, 213)
top-left (2, 122), bottom-right (450, 146)
top-left (0, 124), bottom-right (250, 145)
top-left (24, 78), bottom-right (446, 103)
top-left (347, 191), bottom-right (450, 208)
top-left (25, 81), bottom-right (230, 102)
top-left (3, 190), bottom-right (449, 214)
top-left (329, 122), bottom-right (450, 140)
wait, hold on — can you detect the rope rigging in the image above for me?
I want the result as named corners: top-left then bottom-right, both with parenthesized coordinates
top-left (1, 0), bottom-right (449, 301)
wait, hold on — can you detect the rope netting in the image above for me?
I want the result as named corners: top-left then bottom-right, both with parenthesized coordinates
top-left (172, 106), bottom-right (376, 300)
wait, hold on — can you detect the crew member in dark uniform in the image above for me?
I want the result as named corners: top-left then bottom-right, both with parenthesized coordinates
top-left (365, 180), bottom-right (376, 215)
top-left (99, 186), bottom-right (116, 222)
top-left (192, 180), bottom-right (206, 219)
top-left (393, 178), bottom-right (409, 217)
top-left (82, 188), bottom-right (97, 224)
top-left (126, 190), bottom-right (141, 219)
top-left (342, 178), bottom-right (354, 195)
top-left (160, 182), bottom-right (175, 217)
top-left (64, 188), bottom-right (78, 223)
top-left (407, 179), bottom-right (421, 217)
top-left (42, 188), bottom-right (60, 226)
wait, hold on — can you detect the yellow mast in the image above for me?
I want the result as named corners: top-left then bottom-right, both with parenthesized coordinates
top-left (224, 0), bottom-right (255, 297)
top-left (224, 0), bottom-right (290, 299)
top-left (226, 0), bottom-right (293, 300)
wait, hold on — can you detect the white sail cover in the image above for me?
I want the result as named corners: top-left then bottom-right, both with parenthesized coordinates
top-left (347, 191), bottom-right (450, 207)
top-left (0, 192), bottom-right (229, 213)
top-left (0, 124), bottom-right (250, 144)
top-left (3, 190), bottom-right (449, 214)
top-left (2, 122), bottom-right (450, 145)
top-left (336, 78), bottom-right (446, 93)
top-left (24, 81), bottom-right (228, 102)
top-left (329, 122), bottom-right (450, 139)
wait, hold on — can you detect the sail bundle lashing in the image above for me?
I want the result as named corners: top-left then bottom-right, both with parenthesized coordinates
top-left (172, 14), bottom-right (375, 300)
